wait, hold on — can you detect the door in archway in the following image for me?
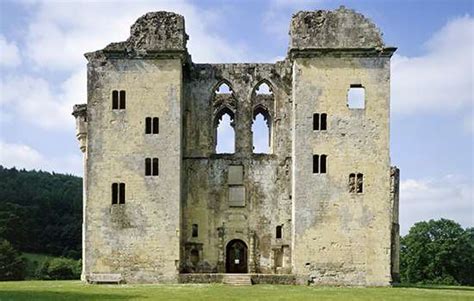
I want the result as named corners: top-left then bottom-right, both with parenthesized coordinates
top-left (226, 239), bottom-right (248, 273)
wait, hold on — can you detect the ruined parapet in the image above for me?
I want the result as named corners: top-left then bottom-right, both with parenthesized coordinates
top-left (72, 104), bottom-right (87, 153)
top-left (85, 11), bottom-right (188, 61)
top-left (390, 166), bottom-right (400, 283)
top-left (289, 6), bottom-right (395, 57)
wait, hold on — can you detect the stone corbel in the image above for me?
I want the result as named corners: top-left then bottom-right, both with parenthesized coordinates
top-left (72, 104), bottom-right (88, 153)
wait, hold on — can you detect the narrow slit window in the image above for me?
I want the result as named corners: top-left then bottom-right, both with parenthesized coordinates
top-left (356, 173), bottom-right (364, 193)
top-left (320, 155), bottom-right (327, 174)
top-left (111, 183), bottom-right (118, 204)
top-left (313, 155), bottom-right (319, 174)
top-left (119, 183), bottom-right (125, 204)
top-left (321, 113), bottom-right (327, 130)
top-left (349, 173), bottom-right (356, 193)
top-left (145, 158), bottom-right (151, 176)
top-left (192, 224), bottom-right (198, 238)
top-left (119, 90), bottom-right (126, 109)
top-left (276, 225), bottom-right (282, 239)
top-left (313, 113), bottom-right (320, 130)
top-left (112, 90), bottom-right (119, 110)
top-left (145, 117), bottom-right (152, 134)
top-left (153, 117), bottom-right (159, 134)
top-left (347, 85), bottom-right (365, 109)
top-left (152, 158), bottom-right (159, 176)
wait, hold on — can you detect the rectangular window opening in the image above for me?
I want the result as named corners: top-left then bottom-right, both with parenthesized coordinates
top-left (347, 85), bottom-right (365, 109)
top-left (313, 113), bottom-right (319, 130)
top-left (145, 117), bottom-right (152, 134)
top-left (119, 183), bottom-right (125, 204)
top-left (152, 158), bottom-right (159, 176)
top-left (356, 173), bottom-right (364, 193)
top-left (112, 183), bottom-right (118, 204)
top-left (192, 224), bottom-right (198, 238)
top-left (320, 155), bottom-right (327, 174)
top-left (349, 173), bottom-right (356, 193)
top-left (313, 155), bottom-right (319, 174)
top-left (145, 158), bottom-right (151, 176)
top-left (112, 90), bottom-right (119, 110)
top-left (321, 113), bottom-right (327, 130)
top-left (153, 117), bottom-right (159, 134)
top-left (276, 225), bottom-right (282, 239)
top-left (119, 90), bottom-right (126, 109)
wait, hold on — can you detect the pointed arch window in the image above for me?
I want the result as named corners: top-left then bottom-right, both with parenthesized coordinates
top-left (252, 105), bottom-right (271, 154)
top-left (214, 107), bottom-right (235, 154)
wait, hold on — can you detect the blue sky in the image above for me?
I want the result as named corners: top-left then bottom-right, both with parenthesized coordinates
top-left (0, 0), bottom-right (472, 234)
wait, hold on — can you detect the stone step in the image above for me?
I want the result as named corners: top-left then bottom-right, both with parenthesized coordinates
top-left (222, 274), bottom-right (252, 285)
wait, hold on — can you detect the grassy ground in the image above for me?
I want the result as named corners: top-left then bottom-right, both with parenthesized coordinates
top-left (0, 281), bottom-right (472, 301)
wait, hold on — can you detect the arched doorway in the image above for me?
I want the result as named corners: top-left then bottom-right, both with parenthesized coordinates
top-left (226, 239), bottom-right (248, 273)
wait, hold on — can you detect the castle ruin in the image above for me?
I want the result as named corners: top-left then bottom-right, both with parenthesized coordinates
top-left (73, 6), bottom-right (400, 286)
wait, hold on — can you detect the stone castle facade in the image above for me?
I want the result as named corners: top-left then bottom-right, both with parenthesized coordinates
top-left (73, 6), bottom-right (400, 285)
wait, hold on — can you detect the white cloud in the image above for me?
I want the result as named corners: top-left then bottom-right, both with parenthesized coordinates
top-left (0, 140), bottom-right (82, 176)
top-left (0, 68), bottom-right (85, 131)
top-left (400, 175), bottom-right (473, 234)
top-left (23, 0), bottom-right (247, 71)
top-left (391, 16), bottom-right (474, 115)
top-left (0, 35), bottom-right (21, 67)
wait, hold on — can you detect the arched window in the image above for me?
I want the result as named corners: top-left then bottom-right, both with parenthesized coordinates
top-left (215, 82), bottom-right (232, 94)
top-left (214, 107), bottom-right (235, 154)
top-left (252, 106), bottom-right (271, 154)
top-left (255, 82), bottom-right (272, 95)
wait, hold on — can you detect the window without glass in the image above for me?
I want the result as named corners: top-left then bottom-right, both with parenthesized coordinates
top-left (145, 158), bottom-right (159, 176)
top-left (349, 173), bottom-right (364, 193)
top-left (347, 85), bottom-right (365, 109)
top-left (119, 90), bottom-right (126, 109)
top-left (112, 183), bottom-right (118, 204)
top-left (152, 117), bottom-right (159, 134)
top-left (313, 154), bottom-right (327, 174)
top-left (252, 106), bottom-right (271, 154)
top-left (112, 90), bottom-right (126, 110)
top-left (276, 225), bottom-right (282, 239)
top-left (145, 117), bottom-right (152, 134)
top-left (192, 224), bottom-right (198, 238)
top-left (112, 90), bottom-right (119, 109)
top-left (112, 182), bottom-right (125, 204)
top-left (215, 108), bottom-right (235, 154)
top-left (145, 158), bottom-right (151, 176)
top-left (313, 113), bottom-right (327, 131)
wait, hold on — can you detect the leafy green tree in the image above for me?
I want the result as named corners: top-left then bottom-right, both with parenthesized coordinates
top-left (36, 257), bottom-right (81, 280)
top-left (0, 166), bottom-right (82, 258)
top-left (0, 239), bottom-right (26, 280)
top-left (400, 219), bottom-right (474, 285)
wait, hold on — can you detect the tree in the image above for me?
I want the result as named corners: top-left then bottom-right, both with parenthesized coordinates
top-left (400, 219), bottom-right (474, 285)
top-left (0, 239), bottom-right (26, 280)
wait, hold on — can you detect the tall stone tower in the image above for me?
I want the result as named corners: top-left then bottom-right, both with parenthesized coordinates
top-left (75, 12), bottom-right (186, 283)
top-left (73, 6), bottom-right (399, 285)
top-left (288, 9), bottom-right (397, 285)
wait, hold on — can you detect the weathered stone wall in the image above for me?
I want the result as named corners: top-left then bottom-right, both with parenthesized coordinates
top-left (83, 57), bottom-right (183, 283)
top-left (74, 7), bottom-right (398, 286)
top-left (181, 62), bottom-right (294, 274)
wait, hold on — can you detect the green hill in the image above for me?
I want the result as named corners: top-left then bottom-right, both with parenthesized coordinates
top-left (0, 166), bottom-right (82, 259)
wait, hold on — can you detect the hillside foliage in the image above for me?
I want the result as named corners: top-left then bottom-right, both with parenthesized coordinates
top-left (0, 166), bottom-right (82, 259)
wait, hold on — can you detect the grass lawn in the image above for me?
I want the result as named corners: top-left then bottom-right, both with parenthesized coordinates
top-left (0, 281), bottom-right (473, 301)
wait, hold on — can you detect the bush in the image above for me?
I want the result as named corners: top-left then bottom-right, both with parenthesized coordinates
top-left (36, 257), bottom-right (81, 280)
top-left (0, 239), bottom-right (26, 280)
